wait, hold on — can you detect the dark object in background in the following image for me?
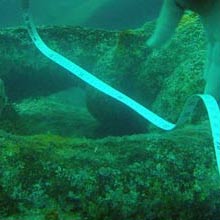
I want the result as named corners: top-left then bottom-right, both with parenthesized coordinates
top-left (85, 0), bottom-right (162, 29)
top-left (0, 0), bottom-right (162, 29)
top-left (0, 79), bottom-right (7, 115)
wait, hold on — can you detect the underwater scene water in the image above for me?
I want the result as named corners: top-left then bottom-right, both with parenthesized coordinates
top-left (0, 0), bottom-right (220, 219)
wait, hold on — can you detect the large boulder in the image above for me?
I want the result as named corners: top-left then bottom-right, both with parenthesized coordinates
top-left (0, 13), bottom-right (208, 136)
top-left (86, 13), bottom-right (207, 135)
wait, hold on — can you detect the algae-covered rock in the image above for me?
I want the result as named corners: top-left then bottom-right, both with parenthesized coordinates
top-left (150, 13), bottom-right (207, 122)
top-left (86, 14), bottom-right (206, 133)
top-left (86, 13), bottom-right (207, 134)
top-left (86, 26), bottom-right (154, 136)
top-left (0, 26), bottom-right (117, 101)
top-left (0, 13), bottom-right (207, 135)
top-left (15, 87), bottom-right (97, 137)
top-left (0, 122), bottom-right (219, 219)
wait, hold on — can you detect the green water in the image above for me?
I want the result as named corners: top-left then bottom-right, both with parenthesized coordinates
top-left (0, 0), bottom-right (162, 29)
top-left (0, 1), bottom-right (220, 219)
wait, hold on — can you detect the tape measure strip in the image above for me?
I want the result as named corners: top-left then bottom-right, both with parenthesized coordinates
top-left (22, 8), bottom-right (220, 175)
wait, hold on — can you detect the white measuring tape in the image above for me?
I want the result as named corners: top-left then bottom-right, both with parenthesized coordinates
top-left (21, 1), bottom-right (220, 175)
